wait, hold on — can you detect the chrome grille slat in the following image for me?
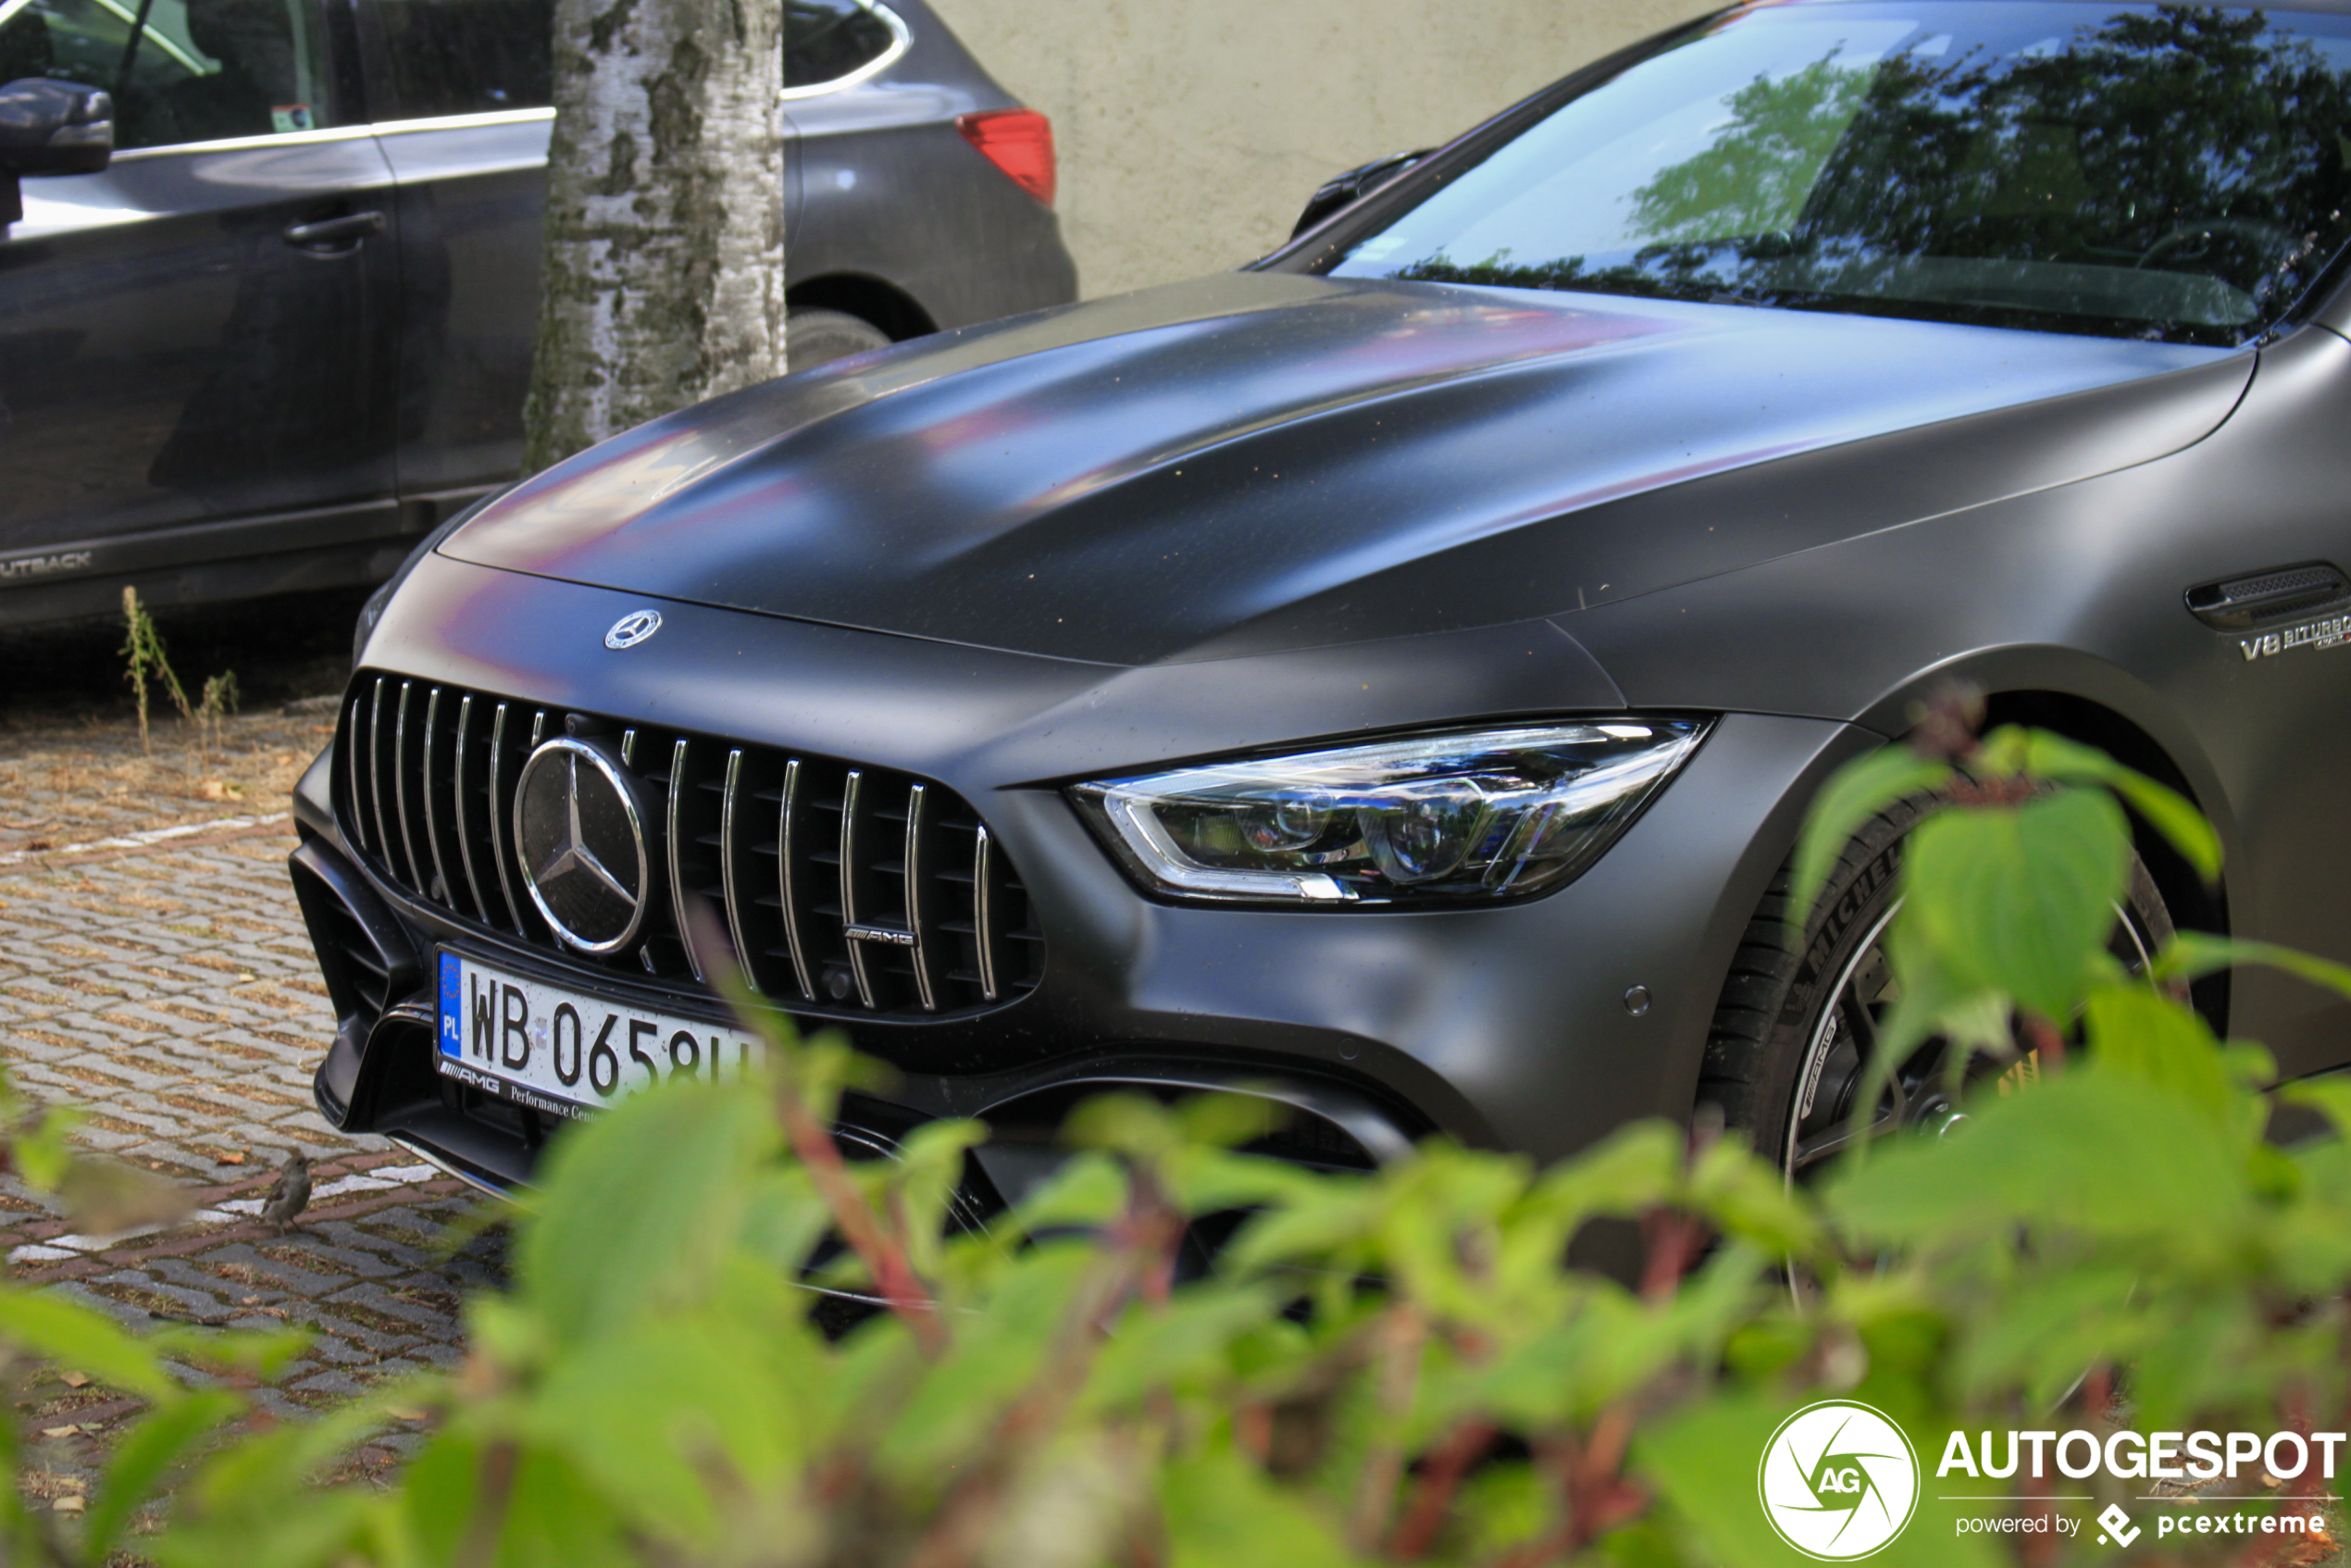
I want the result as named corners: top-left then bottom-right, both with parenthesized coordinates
top-left (975, 823), bottom-right (999, 1002)
top-left (903, 783), bottom-right (936, 1012)
top-left (669, 737), bottom-right (707, 982)
top-left (342, 670), bottom-right (1041, 1017)
top-left (347, 696), bottom-right (373, 855)
top-left (487, 702), bottom-right (529, 937)
top-left (776, 759), bottom-right (816, 1002)
top-left (719, 748), bottom-right (759, 995)
top-left (452, 694), bottom-right (492, 924)
top-left (839, 769), bottom-right (877, 1008)
top-left (420, 688), bottom-right (457, 910)
top-left (392, 681), bottom-right (424, 890)
top-left (367, 678), bottom-right (392, 864)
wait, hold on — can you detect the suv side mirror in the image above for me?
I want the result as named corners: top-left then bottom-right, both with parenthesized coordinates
top-left (0, 77), bottom-right (112, 223)
top-left (1290, 148), bottom-right (1431, 240)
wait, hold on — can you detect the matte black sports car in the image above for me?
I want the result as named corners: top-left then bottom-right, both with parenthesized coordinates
top-left (295, 0), bottom-right (2351, 1201)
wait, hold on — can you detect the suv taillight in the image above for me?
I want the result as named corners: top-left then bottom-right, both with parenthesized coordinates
top-left (957, 109), bottom-right (1055, 206)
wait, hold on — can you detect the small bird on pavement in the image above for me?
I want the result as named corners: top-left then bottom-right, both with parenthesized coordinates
top-left (259, 1151), bottom-right (311, 1233)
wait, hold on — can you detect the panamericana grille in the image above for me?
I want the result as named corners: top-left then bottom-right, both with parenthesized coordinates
top-left (337, 671), bottom-right (1045, 1017)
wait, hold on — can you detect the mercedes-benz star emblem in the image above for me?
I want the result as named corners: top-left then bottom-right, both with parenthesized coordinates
top-left (513, 738), bottom-right (652, 953)
top-left (604, 609), bottom-right (663, 650)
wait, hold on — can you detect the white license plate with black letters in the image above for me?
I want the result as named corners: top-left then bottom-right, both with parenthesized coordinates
top-left (435, 950), bottom-right (765, 1120)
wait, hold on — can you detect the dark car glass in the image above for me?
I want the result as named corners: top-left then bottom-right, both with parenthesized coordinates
top-left (787, 0), bottom-right (894, 89)
top-left (4, 0), bottom-right (335, 148)
top-left (376, 0), bottom-right (552, 118)
top-left (1325, 3), bottom-right (2351, 346)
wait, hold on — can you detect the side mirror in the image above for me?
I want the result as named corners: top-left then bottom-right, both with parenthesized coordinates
top-left (1290, 148), bottom-right (1431, 240)
top-left (0, 77), bottom-right (111, 221)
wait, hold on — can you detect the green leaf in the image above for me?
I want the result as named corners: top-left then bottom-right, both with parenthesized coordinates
top-left (518, 1075), bottom-right (782, 1346)
top-left (890, 1118), bottom-right (989, 1282)
top-left (149, 1488), bottom-right (379, 1568)
top-left (82, 1390), bottom-right (243, 1564)
top-left (2081, 983), bottom-right (2252, 1138)
top-left (1902, 789), bottom-right (2130, 1022)
top-left (1789, 747), bottom-right (1953, 933)
top-left (144, 1324), bottom-right (313, 1381)
top-left (1178, 1092), bottom-right (1289, 1149)
top-left (1827, 1069), bottom-right (2253, 1255)
top-left (2015, 728), bottom-right (2221, 881)
top-left (2154, 931), bottom-right (2351, 1003)
top-left (1520, 1121), bottom-right (1683, 1233)
top-left (1084, 1286), bottom-right (1283, 1413)
top-left (527, 1309), bottom-right (812, 1548)
top-left (1161, 1445), bottom-right (1364, 1568)
top-left (0, 1287), bottom-right (179, 1400)
top-left (1011, 1151), bottom-right (1128, 1231)
top-left (873, 1245), bottom-right (1097, 1480)
top-left (1063, 1092), bottom-right (1185, 1160)
top-left (2282, 1076), bottom-right (2351, 1143)
top-left (13, 1105), bottom-right (83, 1191)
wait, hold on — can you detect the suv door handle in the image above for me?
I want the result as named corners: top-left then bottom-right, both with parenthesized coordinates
top-left (283, 210), bottom-right (386, 247)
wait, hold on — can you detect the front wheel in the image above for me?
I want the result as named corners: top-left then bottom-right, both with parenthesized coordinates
top-left (1698, 798), bottom-right (2173, 1182)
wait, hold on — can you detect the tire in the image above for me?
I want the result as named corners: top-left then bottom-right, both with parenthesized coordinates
top-left (787, 307), bottom-right (893, 374)
top-left (1698, 796), bottom-right (2173, 1180)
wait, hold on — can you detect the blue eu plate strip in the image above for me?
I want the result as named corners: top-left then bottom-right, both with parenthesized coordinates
top-left (439, 952), bottom-right (462, 1058)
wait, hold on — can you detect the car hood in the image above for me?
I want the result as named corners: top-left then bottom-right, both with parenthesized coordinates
top-left (443, 271), bottom-right (2252, 666)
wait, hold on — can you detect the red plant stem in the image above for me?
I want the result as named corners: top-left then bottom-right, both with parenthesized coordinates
top-left (1387, 1420), bottom-right (1498, 1560)
top-left (2025, 1014), bottom-right (2067, 1075)
top-left (1638, 1209), bottom-right (1703, 1303)
top-left (1235, 1404), bottom-right (1273, 1464)
top-left (2020, 1461), bottom-right (2057, 1568)
top-left (902, 1170), bottom-right (1182, 1568)
top-left (1490, 1417), bottom-right (1648, 1568)
top-left (774, 1086), bottom-right (949, 1357)
top-left (2083, 1363), bottom-right (2113, 1423)
top-left (1347, 1303), bottom-right (1429, 1553)
top-left (453, 1440), bottom-right (517, 1568)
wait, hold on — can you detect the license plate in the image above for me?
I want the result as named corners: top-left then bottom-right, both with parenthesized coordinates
top-left (434, 950), bottom-right (766, 1122)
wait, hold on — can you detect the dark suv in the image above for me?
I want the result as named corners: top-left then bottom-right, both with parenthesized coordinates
top-left (0, 0), bottom-right (1076, 628)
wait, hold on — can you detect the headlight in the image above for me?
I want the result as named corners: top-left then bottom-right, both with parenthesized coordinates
top-left (1072, 720), bottom-right (1706, 905)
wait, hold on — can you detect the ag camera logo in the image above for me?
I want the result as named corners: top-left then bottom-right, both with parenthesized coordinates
top-left (1759, 1400), bottom-right (1921, 1559)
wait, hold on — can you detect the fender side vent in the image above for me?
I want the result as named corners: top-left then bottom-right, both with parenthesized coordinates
top-left (2185, 562), bottom-right (2351, 630)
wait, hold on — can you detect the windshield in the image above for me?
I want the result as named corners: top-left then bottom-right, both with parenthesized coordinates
top-left (1322, 3), bottom-right (2351, 344)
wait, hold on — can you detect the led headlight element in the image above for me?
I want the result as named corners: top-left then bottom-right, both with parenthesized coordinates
top-left (1073, 721), bottom-right (1706, 905)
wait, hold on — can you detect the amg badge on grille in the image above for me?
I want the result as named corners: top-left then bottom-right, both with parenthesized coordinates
top-left (514, 739), bottom-right (653, 953)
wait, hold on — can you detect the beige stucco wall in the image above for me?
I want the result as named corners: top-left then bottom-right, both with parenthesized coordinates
top-left (927, 0), bottom-right (1715, 299)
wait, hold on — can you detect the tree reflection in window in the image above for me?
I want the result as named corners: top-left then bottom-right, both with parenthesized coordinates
top-left (1352, 5), bottom-right (2351, 346)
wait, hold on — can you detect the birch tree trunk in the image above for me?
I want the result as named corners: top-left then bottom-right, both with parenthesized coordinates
top-left (521, 0), bottom-right (787, 472)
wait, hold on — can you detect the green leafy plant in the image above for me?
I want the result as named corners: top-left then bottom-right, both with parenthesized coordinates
top-left (2, 700), bottom-right (2351, 1564)
top-left (118, 586), bottom-right (243, 769)
top-left (193, 673), bottom-right (239, 764)
top-left (118, 587), bottom-right (190, 756)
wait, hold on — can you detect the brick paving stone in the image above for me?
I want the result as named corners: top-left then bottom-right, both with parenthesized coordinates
top-left (0, 724), bottom-right (508, 1494)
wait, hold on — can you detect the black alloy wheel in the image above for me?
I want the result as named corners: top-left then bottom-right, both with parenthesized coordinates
top-left (1700, 798), bottom-right (2174, 1185)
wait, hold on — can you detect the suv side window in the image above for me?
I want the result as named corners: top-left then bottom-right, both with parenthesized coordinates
top-left (786, 0), bottom-right (897, 92)
top-left (1, 0), bottom-right (336, 150)
top-left (373, 0), bottom-right (550, 119)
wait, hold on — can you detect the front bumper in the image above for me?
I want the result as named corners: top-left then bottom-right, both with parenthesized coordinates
top-left (292, 554), bottom-right (1869, 1188)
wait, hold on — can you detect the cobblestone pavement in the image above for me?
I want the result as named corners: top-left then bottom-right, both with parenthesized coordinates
top-left (0, 706), bottom-right (339, 860)
top-left (0, 725), bottom-right (504, 1510)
